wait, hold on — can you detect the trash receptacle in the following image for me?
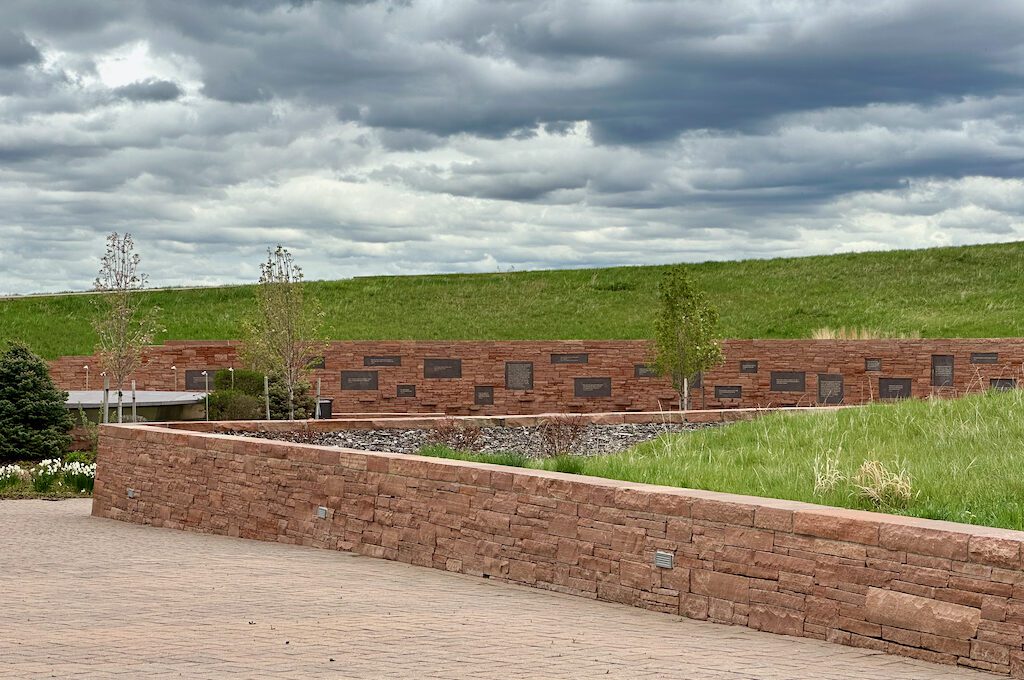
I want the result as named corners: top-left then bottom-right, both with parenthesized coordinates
top-left (316, 399), bottom-right (333, 419)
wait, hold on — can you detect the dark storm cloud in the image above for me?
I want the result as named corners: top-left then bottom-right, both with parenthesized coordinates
top-left (1, 0), bottom-right (1024, 295)
top-left (112, 78), bottom-right (183, 102)
top-left (120, 0), bottom-right (1024, 143)
top-left (0, 30), bottom-right (41, 68)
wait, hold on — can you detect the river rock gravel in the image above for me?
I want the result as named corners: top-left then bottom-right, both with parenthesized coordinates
top-left (231, 421), bottom-right (715, 457)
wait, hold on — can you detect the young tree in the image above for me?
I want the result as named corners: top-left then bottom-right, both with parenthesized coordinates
top-left (651, 265), bottom-right (724, 411)
top-left (241, 246), bottom-right (325, 420)
top-left (0, 343), bottom-right (73, 463)
top-left (92, 232), bottom-right (161, 422)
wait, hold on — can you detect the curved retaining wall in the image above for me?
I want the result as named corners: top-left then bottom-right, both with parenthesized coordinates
top-left (94, 423), bottom-right (1024, 676)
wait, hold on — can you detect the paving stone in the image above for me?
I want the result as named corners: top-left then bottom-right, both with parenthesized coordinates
top-left (0, 500), bottom-right (988, 679)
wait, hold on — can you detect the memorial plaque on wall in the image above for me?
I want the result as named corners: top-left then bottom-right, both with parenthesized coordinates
top-left (551, 353), bottom-right (589, 364)
top-left (739, 360), bottom-right (759, 374)
top-left (634, 364), bottom-right (657, 378)
top-left (505, 362), bottom-right (534, 390)
top-left (341, 370), bottom-right (379, 390)
top-left (396, 384), bottom-right (417, 397)
top-left (306, 356), bottom-right (326, 369)
top-left (991, 378), bottom-right (1017, 391)
top-left (971, 352), bottom-right (999, 364)
top-left (474, 386), bottom-right (494, 405)
top-left (184, 369), bottom-right (217, 391)
top-left (865, 358), bottom-right (882, 372)
top-left (364, 355), bottom-right (401, 367)
top-left (879, 378), bottom-right (912, 399)
top-left (931, 355), bottom-right (954, 387)
top-left (424, 358), bottom-right (462, 378)
top-left (715, 385), bottom-right (742, 399)
top-left (770, 371), bottom-right (806, 392)
top-left (690, 372), bottom-right (702, 389)
top-left (574, 377), bottom-right (611, 398)
top-left (817, 374), bottom-right (844, 405)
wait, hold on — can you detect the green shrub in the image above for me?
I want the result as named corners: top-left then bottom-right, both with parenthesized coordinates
top-left (0, 343), bottom-right (73, 463)
top-left (208, 390), bottom-right (263, 421)
top-left (210, 369), bottom-right (314, 420)
top-left (64, 450), bottom-right (96, 465)
top-left (213, 368), bottom-right (265, 396)
top-left (268, 379), bottom-right (315, 420)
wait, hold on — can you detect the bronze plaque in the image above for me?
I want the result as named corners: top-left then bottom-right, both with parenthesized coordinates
top-left (991, 378), bottom-right (1017, 391)
top-left (634, 364), bottom-right (657, 378)
top-left (551, 353), bottom-right (588, 364)
top-left (817, 374), bottom-right (844, 404)
top-left (341, 370), bottom-right (378, 390)
top-left (865, 358), bottom-right (882, 372)
top-left (879, 378), bottom-right (912, 399)
top-left (739, 360), bottom-right (758, 374)
top-left (306, 356), bottom-right (326, 369)
top-left (574, 377), bottom-right (611, 398)
top-left (364, 355), bottom-right (401, 367)
top-left (474, 386), bottom-right (494, 405)
top-left (770, 371), bottom-right (806, 392)
top-left (424, 358), bottom-right (462, 379)
top-left (184, 369), bottom-right (217, 391)
top-left (972, 352), bottom-right (998, 364)
top-left (505, 362), bottom-right (534, 390)
top-left (931, 355), bottom-right (954, 387)
top-left (715, 385), bottom-right (742, 399)
top-left (396, 384), bottom-right (416, 397)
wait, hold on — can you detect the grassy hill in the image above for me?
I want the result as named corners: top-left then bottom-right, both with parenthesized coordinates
top-left (3, 241), bottom-right (1024, 360)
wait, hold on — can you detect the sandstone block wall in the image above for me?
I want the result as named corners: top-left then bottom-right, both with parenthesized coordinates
top-left (51, 338), bottom-right (1024, 415)
top-left (94, 423), bottom-right (1024, 676)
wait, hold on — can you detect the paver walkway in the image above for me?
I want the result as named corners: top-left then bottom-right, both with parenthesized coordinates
top-left (1, 499), bottom-right (990, 679)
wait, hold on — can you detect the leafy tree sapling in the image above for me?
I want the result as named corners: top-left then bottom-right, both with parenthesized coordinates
top-left (241, 246), bottom-right (325, 420)
top-left (651, 266), bottom-right (724, 410)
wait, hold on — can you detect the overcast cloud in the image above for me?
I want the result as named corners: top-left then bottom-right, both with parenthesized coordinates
top-left (1, 0), bottom-right (1023, 294)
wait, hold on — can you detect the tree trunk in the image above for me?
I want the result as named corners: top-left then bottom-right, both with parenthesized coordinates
top-left (682, 376), bottom-right (689, 412)
top-left (288, 383), bottom-right (295, 420)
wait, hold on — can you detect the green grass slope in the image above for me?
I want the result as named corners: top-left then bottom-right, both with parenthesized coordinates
top-left (3, 241), bottom-right (1024, 359)
top-left (422, 389), bottom-right (1024, 531)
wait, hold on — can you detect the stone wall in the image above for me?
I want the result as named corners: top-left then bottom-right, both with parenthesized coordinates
top-left (54, 338), bottom-right (1024, 415)
top-left (95, 423), bottom-right (1024, 676)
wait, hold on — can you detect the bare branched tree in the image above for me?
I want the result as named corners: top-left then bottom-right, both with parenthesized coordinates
top-left (241, 245), bottom-right (325, 420)
top-left (92, 232), bottom-right (161, 422)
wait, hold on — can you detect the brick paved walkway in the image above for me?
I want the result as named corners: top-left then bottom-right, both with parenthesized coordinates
top-left (1, 500), bottom-right (989, 679)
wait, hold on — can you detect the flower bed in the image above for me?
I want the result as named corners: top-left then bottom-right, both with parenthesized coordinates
top-left (0, 456), bottom-right (96, 497)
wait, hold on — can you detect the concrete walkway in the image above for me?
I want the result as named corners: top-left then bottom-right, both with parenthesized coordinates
top-left (1, 499), bottom-right (989, 679)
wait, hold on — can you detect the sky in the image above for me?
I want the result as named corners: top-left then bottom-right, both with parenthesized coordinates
top-left (2, 0), bottom-right (1024, 295)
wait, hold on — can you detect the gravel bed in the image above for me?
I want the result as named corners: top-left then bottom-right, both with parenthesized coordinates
top-left (229, 421), bottom-right (715, 458)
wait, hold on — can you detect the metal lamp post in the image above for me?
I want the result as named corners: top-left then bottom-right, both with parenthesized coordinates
top-left (83, 365), bottom-right (90, 390)
top-left (228, 366), bottom-right (234, 389)
top-left (202, 371), bottom-right (209, 421)
top-left (171, 365), bottom-right (178, 391)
